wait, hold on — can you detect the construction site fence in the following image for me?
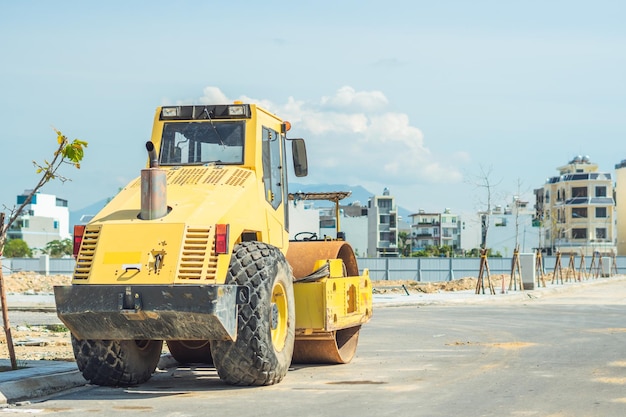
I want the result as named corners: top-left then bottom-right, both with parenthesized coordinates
top-left (357, 255), bottom-right (626, 282)
top-left (1, 255), bottom-right (624, 282)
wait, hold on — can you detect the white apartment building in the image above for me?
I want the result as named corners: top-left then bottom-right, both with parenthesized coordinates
top-left (409, 208), bottom-right (462, 253)
top-left (288, 193), bottom-right (369, 257)
top-left (7, 190), bottom-right (71, 253)
top-left (367, 189), bottom-right (399, 257)
top-left (480, 197), bottom-right (539, 257)
top-left (534, 156), bottom-right (615, 256)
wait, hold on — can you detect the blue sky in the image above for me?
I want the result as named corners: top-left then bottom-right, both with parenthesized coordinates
top-left (1, 0), bottom-right (625, 218)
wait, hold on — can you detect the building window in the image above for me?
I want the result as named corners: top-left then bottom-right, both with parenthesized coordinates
top-left (596, 228), bottom-right (607, 239)
top-left (595, 186), bottom-right (607, 197)
top-left (320, 219), bottom-right (335, 228)
top-left (261, 126), bottom-right (282, 210)
top-left (571, 207), bottom-right (587, 219)
top-left (53, 220), bottom-right (59, 229)
top-left (495, 217), bottom-right (507, 227)
top-left (17, 194), bottom-right (37, 205)
top-left (571, 187), bottom-right (587, 198)
top-left (596, 207), bottom-right (607, 218)
top-left (378, 199), bottom-right (392, 210)
top-left (571, 228), bottom-right (587, 239)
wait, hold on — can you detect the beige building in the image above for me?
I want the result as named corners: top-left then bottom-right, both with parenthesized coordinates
top-left (535, 156), bottom-right (615, 256)
top-left (615, 160), bottom-right (626, 255)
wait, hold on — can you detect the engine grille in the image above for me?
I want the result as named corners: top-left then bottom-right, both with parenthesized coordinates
top-left (73, 225), bottom-right (101, 280)
top-left (128, 166), bottom-right (252, 188)
top-left (177, 227), bottom-right (218, 281)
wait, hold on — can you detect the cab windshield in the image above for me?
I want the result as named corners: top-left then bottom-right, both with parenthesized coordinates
top-left (159, 121), bottom-right (244, 165)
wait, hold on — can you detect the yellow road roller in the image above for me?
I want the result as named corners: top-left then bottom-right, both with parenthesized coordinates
top-left (54, 103), bottom-right (372, 387)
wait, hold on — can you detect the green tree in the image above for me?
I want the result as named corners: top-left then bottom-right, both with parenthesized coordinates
top-left (43, 238), bottom-right (72, 257)
top-left (3, 239), bottom-right (32, 258)
top-left (398, 231), bottom-right (412, 257)
top-left (464, 247), bottom-right (503, 258)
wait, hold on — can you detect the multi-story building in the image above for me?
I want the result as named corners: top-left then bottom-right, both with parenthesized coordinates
top-left (7, 190), bottom-right (71, 254)
top-left (288, 193), bottom-right (369, 257)
top-left (480, 197), bottom-right (539, 256)
top-left (319, 203), bottom-right (369, 257)
top-left (410, 210), bottom-right (440, 250)
top-left (534, 156), bottom-right (615, 256)
top-left (615, 160), bottom-right (626, 256)
top-left (367, 188), bottom-right (398, 257)
top-left (409, 208), bottom-right (461, 253)
top-left (440, 209), bottom-right (461, 250)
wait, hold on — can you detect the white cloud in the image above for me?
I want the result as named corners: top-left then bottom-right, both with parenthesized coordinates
top-left (195, 85), bottom-right (467, 188)
top-left (199, 86), bottom-right (229, 104)
top-left (320, 86), bottom-right (389, 112)
top-left (299, 112), bottom-right (369, 135)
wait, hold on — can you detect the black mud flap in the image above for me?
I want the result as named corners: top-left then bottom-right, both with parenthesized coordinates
top-left (54, 284), bottom-right (249, 341)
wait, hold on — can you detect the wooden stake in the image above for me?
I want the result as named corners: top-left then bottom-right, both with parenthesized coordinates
top-left (508, 248), bottom-right (524, 292)
top-left (589, 252), bottom-right (598, 279)
top-left (475, 249), bottom-right (495, 295)
top-left (565, 254), bottom-right (577, 282)
top-left (597, 256), bottom-right (604, 278)
top-left (578, 253), bottom-right (588, 280)
top-left (535, 250), bottom-right (546, 288)
top-left (0, 213), bottom-right (17, 370)
top-left (552, 251), bottom-right (563, 284)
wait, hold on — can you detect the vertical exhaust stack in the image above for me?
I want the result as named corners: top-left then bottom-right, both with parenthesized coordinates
top-left (141, 141), bottom-right (168, 220)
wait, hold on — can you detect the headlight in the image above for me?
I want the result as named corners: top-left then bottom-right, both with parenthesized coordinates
top-left (161, 107), bottom-right (179, 118)
top-left (228, 105), bottom-right (245, 116)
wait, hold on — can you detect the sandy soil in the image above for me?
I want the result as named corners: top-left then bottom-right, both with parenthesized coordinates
top-left (0, 273), bottom-right (74, 362)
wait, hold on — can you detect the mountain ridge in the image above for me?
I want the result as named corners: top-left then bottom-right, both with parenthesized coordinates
top-left (69, 183), bottom-right (414, 228)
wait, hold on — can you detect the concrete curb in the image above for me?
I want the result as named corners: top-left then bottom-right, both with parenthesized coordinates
top-left (0, 361), bottom-right (84, 405)
top-left (0, 354), bottom-right (180, 405)
top-left (372, 275), bottom-right (626, 307)
top-left (0, 370), bottom-right (85, 405)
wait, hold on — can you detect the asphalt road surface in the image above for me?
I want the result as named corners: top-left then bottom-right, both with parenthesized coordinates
top-left (7, 279), bottom-right (626, 417)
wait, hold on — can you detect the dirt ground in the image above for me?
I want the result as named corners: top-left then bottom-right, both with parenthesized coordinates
top-left (0, 271), bottom-right (538, 363)
top-left (0, 272), bottom-right (74, 363)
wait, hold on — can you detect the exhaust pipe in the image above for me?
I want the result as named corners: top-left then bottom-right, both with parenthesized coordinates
top-left (146, 141), bottom-right (159, 168)
top-left (140, 141), bottom-right (168, 220)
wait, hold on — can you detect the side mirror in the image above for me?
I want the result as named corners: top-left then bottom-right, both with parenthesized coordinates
top-left (291, 139), bottom-right (308, 177)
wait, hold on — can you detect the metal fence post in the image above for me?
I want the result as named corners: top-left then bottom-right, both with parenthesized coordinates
top-left (417, 258), bottom-right (421, 282)
top-left (385, 257), bottom-right (390, 281)
top-left (39, 255), bottom-right (50, 275)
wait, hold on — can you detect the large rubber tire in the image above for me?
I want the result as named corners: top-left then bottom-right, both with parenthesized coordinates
top-left (71, 335), bottom-right (163, 386)
top-left (211, 241), bottom-right (295, 386)
top-left (166, 340), bottom-right (213, 364)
